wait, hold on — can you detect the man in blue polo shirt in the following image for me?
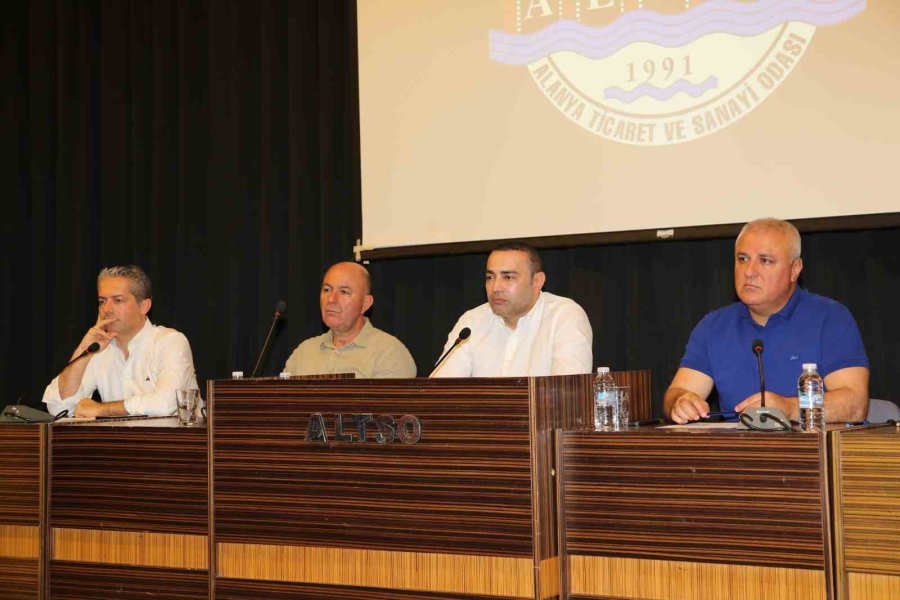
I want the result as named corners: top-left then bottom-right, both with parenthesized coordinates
top-left (664, 218), bottom-right (869, 424)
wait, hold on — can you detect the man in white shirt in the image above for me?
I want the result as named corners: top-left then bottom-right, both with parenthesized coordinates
top-left (43, 265), bottom-right (198, 418)
top-left (432, 242), bottom-right (593, 377)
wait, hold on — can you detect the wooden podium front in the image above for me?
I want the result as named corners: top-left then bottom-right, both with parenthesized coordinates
top-left (209, 376), bottom-right (591, 600)
top-left (0, 424), bottom-right (44, 600)
top-left (556, 428), bottom-right (834, 600)
top-left (831, 424), bottom-right (900, 600)
top-left (47, 418), bottom-right (209, 599)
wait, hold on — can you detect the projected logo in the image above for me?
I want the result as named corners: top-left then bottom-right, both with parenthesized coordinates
top-left (490, 0), bottom-right (865, 146)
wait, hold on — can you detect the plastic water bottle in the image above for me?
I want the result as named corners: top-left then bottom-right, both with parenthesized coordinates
top-left (593, 367), bottom-right (617, 431)
top-left (798, 363), bottom-right (825, 432)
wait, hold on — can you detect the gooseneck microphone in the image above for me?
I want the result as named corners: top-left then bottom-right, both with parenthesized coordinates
top-left (431, 327), bottom-right (471, 373)
top-left (738, 337), bottom-right (790, 431)
top-left (752, 338), bottom-right (766, 408)
top-left (63, 341), bottom-right (102, 371)
top-left (1, 342), bottom-right (103, 423)
top-left (251, 300), bottom-right (287, 377)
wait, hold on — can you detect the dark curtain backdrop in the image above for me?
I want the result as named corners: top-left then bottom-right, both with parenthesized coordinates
top-left (2, 1), bottom-right (898, 417)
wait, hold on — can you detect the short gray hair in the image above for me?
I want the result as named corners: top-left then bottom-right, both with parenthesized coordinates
top-left (736, 218), bottom-right (801, 260)
top-left (97, 265), bottom-right (153, 301)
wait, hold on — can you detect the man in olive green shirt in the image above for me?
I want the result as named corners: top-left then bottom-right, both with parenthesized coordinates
top-left (283, 262), bottom-right (416, 378)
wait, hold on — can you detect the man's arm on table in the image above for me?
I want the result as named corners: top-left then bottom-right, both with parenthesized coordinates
top-left (734, 366), bottom-right (869, 422)
top-left (663, 368), bottom-right (715, 424)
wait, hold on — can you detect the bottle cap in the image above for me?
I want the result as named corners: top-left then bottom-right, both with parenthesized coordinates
top-left (279, 372), bottom-right (292, 380)
top-left (231, 371), bottom-right (244, 379)
top-left (802, 363), bottom-right (817, 370)
top-left (597, 366), bottom-right (610, 374)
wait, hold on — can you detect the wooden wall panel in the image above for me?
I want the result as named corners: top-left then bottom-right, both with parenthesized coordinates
top-left (215, 578), bottom-right (528, 600)
top-left (211, 379), bottom-right (537, 557)
top-left (0, 425), bottom-right (43, 600)
top-left (48, 562), bottom-right (208, 599)
top-left (832, 426), bottom-right (900, 600)
top-left (0, 425), bottom-right (42, 525)
top-left (49, 420), bottom-right (208, 534)
top-left (558, 431), bottom-right (829, 570)
top-left (0, 556), bottom-right (40, 600)
top-left (610, 370), bottom-right (652, 421)
top-left (568, 555), bottom-right (826, 600)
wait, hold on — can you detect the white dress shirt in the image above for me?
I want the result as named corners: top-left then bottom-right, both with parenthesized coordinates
top-left (431, 292), bottom-right (593, 377)
top-left (42, 319), bottom-right (198, 417)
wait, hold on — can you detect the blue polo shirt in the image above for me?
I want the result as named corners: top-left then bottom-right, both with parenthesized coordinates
top-left (680, 288), bottom-right (869, 413)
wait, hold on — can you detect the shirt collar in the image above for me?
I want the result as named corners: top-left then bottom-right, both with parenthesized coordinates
top-left (322, 317), bottom-right (373, 350)
top-left (492, 291), bottom-right (545, 330)
top-left (112, 318), bottom-right (153, 354)
top-left (740, 287), bottom-right (804, 325)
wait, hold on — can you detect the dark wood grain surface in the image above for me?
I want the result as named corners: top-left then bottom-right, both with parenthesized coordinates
top-left (558, 430), bottom-right (829, 569)
top-left (49, 420), bottom-right (208, 534)
top-left (0, 425), bottom-right (43, 525)
top-left (48, 562), bottom-right (208, 599)
top-left (0, 557), bottom-right (39, 600)
top-left (212, 378), bottom-right (538, 556)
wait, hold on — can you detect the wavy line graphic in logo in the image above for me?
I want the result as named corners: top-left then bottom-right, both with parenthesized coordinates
top-left (489, 0), bottom-right (865, 145)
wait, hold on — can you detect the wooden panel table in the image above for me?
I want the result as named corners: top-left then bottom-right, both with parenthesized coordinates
top-left (831, 423), bottom-right (900, 600)
top-left (557, 428), bottom-right (833, 600)
top-left (208, 376), bottom-right (592, 600)
top-left (0, 424), bottom-right (45, 600)
top-left (47, 417), bottom-right (208, 599)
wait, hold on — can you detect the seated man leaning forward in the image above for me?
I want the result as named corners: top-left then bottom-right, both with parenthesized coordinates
top-left (432, 241), bottom-right (592, 377)
top-left (664, 218), bottom-right (869, 424)
top-left (43, 265), bottom-right (199, 418)
top-left (283, 261), bottom-right (416, 378)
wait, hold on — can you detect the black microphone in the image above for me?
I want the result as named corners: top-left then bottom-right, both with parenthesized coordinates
top-left (752, 338), bottom-right (766, 408)
top-left (738, 337), bottom-right (789, 431)
top-left (62, 341), bottom-right (102, 371)
top-left (1, 342), bottom-right (102, 423)
top-left (251, 300), bottom-right (287, 377)
top-left (431, 327), bottom-right (471, 373)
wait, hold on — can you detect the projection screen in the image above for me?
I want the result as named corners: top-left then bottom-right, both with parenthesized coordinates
top-left (357, 0), bottom-right (898, 253)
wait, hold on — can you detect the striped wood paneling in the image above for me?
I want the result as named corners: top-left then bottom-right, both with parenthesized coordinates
top-left (52, 528), bottom-right (208, 569)
top-left (217, 542), bottom-right (533, 597)
top-left (610, 370), bottom-right (652, 421)
top-left (49, 562), bottom-right (208, 599)
top-left (847, 572), bottom-right (900, 600)
top-left (568, 555), bottom-right (826, 600)
top-left (558, 431), bottom-right (829, 569)
top-left (0, 425), bottom-right (43, 525)
top-left (215, 578), bottom-right (529, 600)
top-left (832, 426), bottom-right (900, 600)
top-left (0, 556), bottom-right (39, 600)
top-left (49, 422), bottom-right (208, 534)
top-left (0, 524), bottom-right (39, 558)
top-left (212, 378), bottom-right (539, 556)
top-left (531, 374), bottom-right (592, 569)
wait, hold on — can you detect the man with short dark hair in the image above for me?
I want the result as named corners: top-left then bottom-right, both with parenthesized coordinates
top-left (43, 265), bottom-right (198, 418)
top-left (664, 218), bottom-right (869, 424)
top-left (283, 261), bottom-right (416, 378)
top-left (432, 242), bottom-right (592, 377)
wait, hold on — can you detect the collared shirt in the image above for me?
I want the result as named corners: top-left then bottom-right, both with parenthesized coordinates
top-left (283, 318), bottom-right (417, 378)
top-left (42, 319), bottom-right (199, 417)
top-left (680, 287), bottom-right (869, 413)
top-left (431, 291), bottom-right (593, 377)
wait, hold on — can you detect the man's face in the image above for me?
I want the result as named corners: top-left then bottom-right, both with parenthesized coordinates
top-left (98, 276), bottom-right (150, 339)
top-left (485, 250), bottom-right (545, 327)
top-left (734, 227), bottom-right (802, 320)
top-left (320, 263), bottom-right (374, 335)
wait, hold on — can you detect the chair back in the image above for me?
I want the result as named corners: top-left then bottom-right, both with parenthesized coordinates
top-left (866, 398), bottom-right (900, 423)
